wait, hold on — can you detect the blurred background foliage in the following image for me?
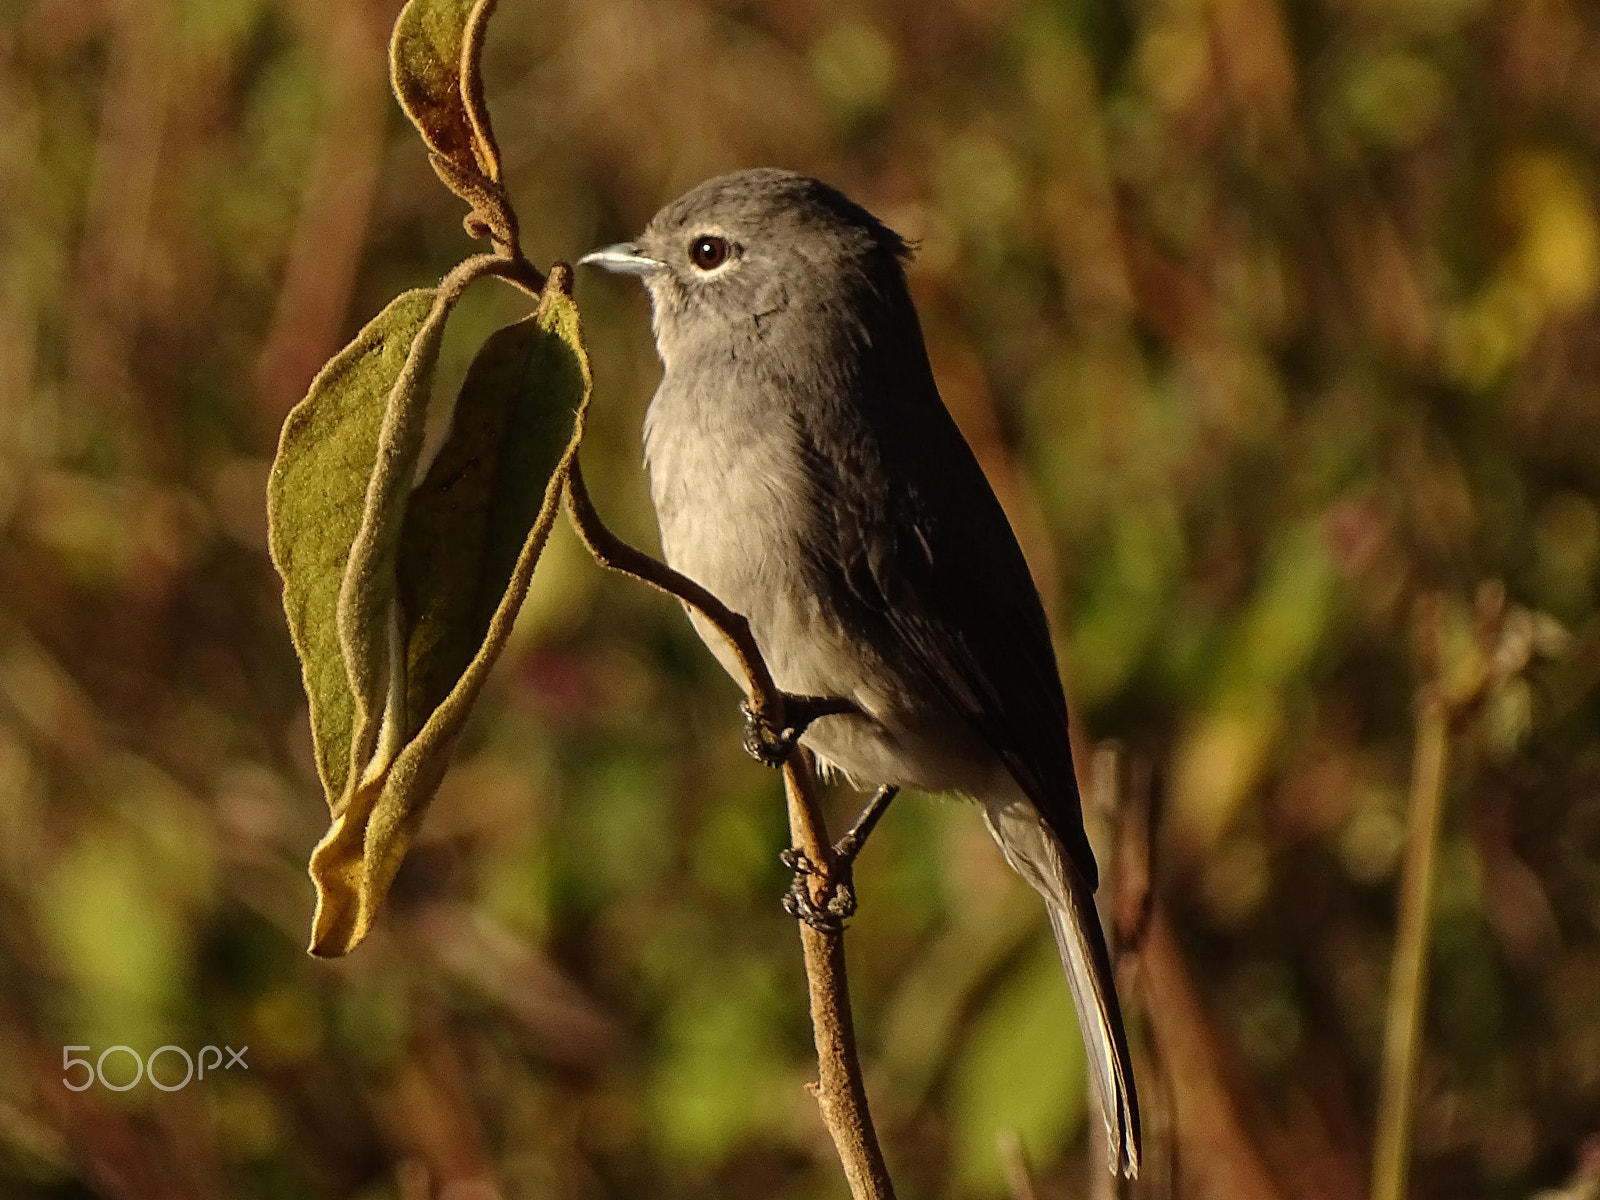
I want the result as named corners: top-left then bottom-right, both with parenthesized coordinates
top-left (2, 0), bottom-right (1599, 1196)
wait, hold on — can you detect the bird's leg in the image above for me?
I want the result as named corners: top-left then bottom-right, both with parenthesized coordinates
top-left (781, 785), bottom-right (898, 933)
top-left (832, 784), bottom-right (898, 868)
top-left (741, 693), bottom-right (857, 767)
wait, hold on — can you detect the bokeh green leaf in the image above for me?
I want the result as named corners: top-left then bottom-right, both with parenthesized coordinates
top-left (951, 938), bottom-right (1087, 1193)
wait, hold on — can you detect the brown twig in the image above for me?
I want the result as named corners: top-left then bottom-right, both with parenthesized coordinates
top-left (562, 459), bottom-right (789, 743)
top-left (785, 752), bottom-right (898, 1200)
top-left (1369, 682), bottom-right (1448, 1200)
top-left (561, 459), bottom-right (895, 1200)
top-left (1371, 584), bottom-right (1536, 1200)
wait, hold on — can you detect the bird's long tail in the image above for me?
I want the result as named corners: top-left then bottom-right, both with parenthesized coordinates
top-left (983, 800), bottom-right (1141, 1178)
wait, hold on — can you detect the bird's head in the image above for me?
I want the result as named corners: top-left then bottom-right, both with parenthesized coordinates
top-left (579, 168), bottom-right (910, 368)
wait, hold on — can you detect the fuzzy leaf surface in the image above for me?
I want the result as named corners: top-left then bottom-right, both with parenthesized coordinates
top-left (332, 268), bottom-right (484, 794)
top-left (398, 308), bottom-right (581, 727)
top-left (390, 0), bottom-right (502, 184)
top-left (267, 289), bottom-right (437, 805)
top-left (308, 278), bottom-right (592, 957)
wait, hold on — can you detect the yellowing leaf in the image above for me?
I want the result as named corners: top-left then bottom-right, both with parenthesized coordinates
top-left (391, 0), bottom-right (500, 179)
top-left (307, 277), bottom-right (593, 957)
top-left (390, 0), bottom-right (514, 244)
top-left (268, 289), bottom-right (436, 804)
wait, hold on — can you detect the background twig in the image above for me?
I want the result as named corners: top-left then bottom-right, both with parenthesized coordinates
top-left (1369, 682), bottom-right (1450, 1200)
top-left (1371, 586), bottom-right (1538, 1200)
top-left (998, 1129), bottom-right (1041, 1200)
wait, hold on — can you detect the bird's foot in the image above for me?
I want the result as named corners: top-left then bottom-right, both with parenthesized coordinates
top-left (741, 700), bottom-right (796, 767)
top-left (780, 848), bottom-right (855, 933)
top-left (778, 787), bottom-right (898, 933)
top-left (740, 693), bottom-right (856, 768)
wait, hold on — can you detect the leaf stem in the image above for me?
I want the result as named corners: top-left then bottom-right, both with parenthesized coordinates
top-left (561, 458), bottom-right (785, 738)
top-left (562, 460), bottom-right (895, 1200)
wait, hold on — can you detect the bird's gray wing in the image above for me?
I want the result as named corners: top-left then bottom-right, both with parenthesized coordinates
top-left (798, 344), bottom-right (1098, 886)
top-left (786, 268), bottom-right (1137, 1174)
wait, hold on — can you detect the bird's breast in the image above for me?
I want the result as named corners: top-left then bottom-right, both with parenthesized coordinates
top-left (641, 376), bottom-right (870, 701)
top-left (643, 386), bottom-right (809, 602)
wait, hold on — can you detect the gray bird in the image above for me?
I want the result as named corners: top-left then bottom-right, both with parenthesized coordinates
top-left (579, 168), bottom-right (1140, 1176)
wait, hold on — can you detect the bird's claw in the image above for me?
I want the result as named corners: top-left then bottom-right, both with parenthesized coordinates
top-left (780, 848), bottom-right (856, 933)
top-left (741, 700), bottom-right (799, 767)
top-left (777, 785), bottom-right (897, 932)
top-left (740, 694), bottom-right (857, 769)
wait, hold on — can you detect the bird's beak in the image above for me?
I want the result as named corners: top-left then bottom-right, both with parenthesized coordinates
top-left (577, 242), bottom-right (662, 276)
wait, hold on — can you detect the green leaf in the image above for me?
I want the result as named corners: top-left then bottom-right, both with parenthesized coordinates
top-left (335, 264), bottom-right (492, 793)
top-left (268, 255), bottom-right (579, 958)
top-left (391, 0), bottom-right (508, 235)
top-left (268, 289), bottom-right (437, 805)
top-left (307, 276), bottom-right (593, 957)
top-left (397, 310), bottom-right (580, 731)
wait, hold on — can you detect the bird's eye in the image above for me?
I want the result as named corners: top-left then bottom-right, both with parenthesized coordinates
top-left (689, 235), bottom-right (730, 271)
